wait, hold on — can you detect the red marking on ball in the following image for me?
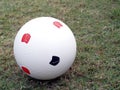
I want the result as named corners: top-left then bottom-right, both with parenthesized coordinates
top-left (21, 66), bottom-right (31, 75)
top-left (53, 21), bottom-right (63, 28)
top-left (21, 33), bottom-right (31, 44)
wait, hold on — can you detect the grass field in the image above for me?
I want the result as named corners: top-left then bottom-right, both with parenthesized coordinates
top-left (0, 0), bottom-right (120, 90)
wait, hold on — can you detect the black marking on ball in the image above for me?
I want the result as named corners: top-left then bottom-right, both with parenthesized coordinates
top-left (49, 56), bottom-right (60, 66)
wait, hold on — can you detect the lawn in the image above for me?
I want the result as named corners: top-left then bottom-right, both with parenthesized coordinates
top-left (0, 0), bottom-right (120, 90)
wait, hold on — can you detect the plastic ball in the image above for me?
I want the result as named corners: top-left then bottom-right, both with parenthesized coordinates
top-left (14, 17), bottom-right (76, 80)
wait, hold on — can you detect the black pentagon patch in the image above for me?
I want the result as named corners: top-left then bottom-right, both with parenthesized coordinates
top-left (49, 56), bottom-right (60, 66)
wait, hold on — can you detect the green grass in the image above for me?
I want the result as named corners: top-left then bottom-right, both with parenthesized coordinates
top-left (0, 0), bottom-right (120, 90)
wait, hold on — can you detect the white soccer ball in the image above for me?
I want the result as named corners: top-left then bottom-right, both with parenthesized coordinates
top-left (14, 17), bottom-right (76, 80)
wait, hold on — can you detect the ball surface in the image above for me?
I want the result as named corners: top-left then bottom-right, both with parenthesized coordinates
top-left (14, 17), bottom-right (76, 80)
